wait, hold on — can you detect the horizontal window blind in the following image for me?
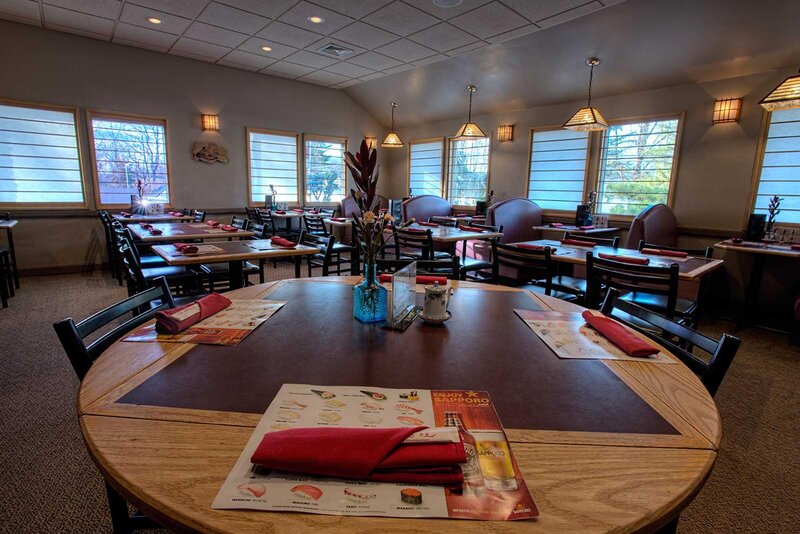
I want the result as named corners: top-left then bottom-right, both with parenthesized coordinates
top-left (305, 138), bottom-right (346, 204)
top-left (596, 118), bottom-right (680, 216)
top-left (754, 108), bottom-right (800, 223)
top-left (249, 131), bottom-right (299, 204)
top-left (409, 140), bottom-right (443, 197)
top-left (528, 129), bottom-right (589, 210)
top-left (91, 117), bottom-right (170, 206)
top-left (0, 103), bottom-right (84, 204)
top-left (448, 137), bottom-right (489, 206)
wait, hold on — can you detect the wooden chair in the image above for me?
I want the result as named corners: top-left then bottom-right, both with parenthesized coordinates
top-left (0, 249), bottom-right (11, 308)
top-left (230, 215), bottom-right (250, 230)
top-left (298, 230), bottom-right (335, 277)
top-left (120, 243), bottom-right (201, 297)
top-left (600, 288), bottom-right (741, 397)
top-left (304, 214), bottom-right (353, 274)
top-left (562, 232), bottom-right (620, 248)
top-left (53, 277), bottom-right (174, 533)
top-left (390, 227), bottom-right (451, 261)
top-left (303, 214), bottom-right (328, 236)
top-left (193, 209), bottom-right (206, 223)
top-left (459, 222), bottom-right (502, 281)
top-left (491, 240), bottom-right (575, 300)
top-left (244, 206), bottom-right (258, 221)
top-left (376, 257), bottom-right (459, 279)
top-left (182, 208), bottom-right (195, 216)
top-left (98, 211), bottom-right (118, 279)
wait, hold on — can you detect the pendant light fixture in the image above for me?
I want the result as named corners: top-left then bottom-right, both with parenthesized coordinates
top-left (454, 85), bottom-right (486, 139)
top-left (381, 102), bottom-right (403, 148)
top-left (563, 58), bottom-right (608, 131)
top-left (760, 66), bottom-right (800, 111)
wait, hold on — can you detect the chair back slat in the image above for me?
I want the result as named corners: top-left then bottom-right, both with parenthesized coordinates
top-left (231, 216), bottom-right (250, 230)
top-left (303, 215), bottom-right (329, 236)
top-left (586, 252), bottom-right (679, 314)
top-left (637, 240), bottom-right (713, 259)
top-left (392, 227), bottom-right (435, 260)
top-left (491, 240), bottom-right (555, 290)
top-left (563, 232), bottom-right (620, 248)
top-left (194, 210), bottom-right (206, 222)
top-left (53, 277), bottom-right (175, 381)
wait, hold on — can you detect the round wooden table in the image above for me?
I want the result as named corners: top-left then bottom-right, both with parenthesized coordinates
top-left (79, 277), bottom-right (720, 533)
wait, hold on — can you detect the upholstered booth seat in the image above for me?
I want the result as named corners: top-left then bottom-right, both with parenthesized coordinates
top-left (486, 198), bottom-right (543, 244)
top-left (340, 195), bottom-right (389, 218)
top-left (401, 195), bottom-right (452, 223)
top-left (625, 203), bottom-right (679, 248)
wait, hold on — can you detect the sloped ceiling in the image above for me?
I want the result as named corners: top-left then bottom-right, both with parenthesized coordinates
top-left (344, 0), bottom-right (800, 126)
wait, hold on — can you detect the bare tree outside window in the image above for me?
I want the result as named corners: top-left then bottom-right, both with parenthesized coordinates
top-left (448, 137), bottom-right (490, 206)
top-left (304, 139), bottom-right (345, 204)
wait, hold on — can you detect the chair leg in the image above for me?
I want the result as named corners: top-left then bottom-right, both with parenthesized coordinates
top-left (105, 483), bottom-right (132, 534)
top-left (655, 516), bottom-right (679, 534)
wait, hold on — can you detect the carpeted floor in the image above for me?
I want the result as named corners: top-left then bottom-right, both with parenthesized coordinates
top-left (0, 268), bottom-right (797, 533)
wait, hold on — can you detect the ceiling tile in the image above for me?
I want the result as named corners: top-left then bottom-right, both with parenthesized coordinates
top-left (43, 5), bottom-right (115, 38)
top-left (450, 2), bottom-right (527, 39)
top-left (333, 79), bottom-right (363, 89)
top-left (197, 2), bottom-right (270, 35)
top-left (238, 37), bottom-right (296, 59)
top-left (306, 0), bottom-right (393, 18)
top-left (0, 0), bottom-right (41, 24)
top-left (537, 1), bottom-right (602, 27)
top-left (324, 61), bottom-right (373, 78)
top-left (170, 36), bottom-right (231, 61)
top-left (375, 38), bottom-right (436, 62)
top-left (360, 71), bottom-right (388, 80)
top-left (407, 22), bottom-right (478, 53)
top-left (184, 21), bottom-right (248, 48)
top-left (297, 70), bottom-right (350, 86)
top-left (382, 64), bottom-right (413, 75)
top-left (119, 3), bottom-right (192, 35)
top-left (44, 0), bottom-right (122, 20)
top-left (412, 53), bottom-right (447, 66)
top-left (216, 0), bottom-right (297, 19)
top-left (403, 0), bottom-right (492, 19)
top-left (262, 61), bottom-right (316, 78)
top-left (445, 40), bottom-right (485, 56)
top-left (219, 49), bottom-right (276, 69)
top-left (127, 0), bottom-right (207, 19)
top-left (283, 49), bottom-right (340, 68)
top-left (217, 58), bottom-right (260, 71)
top-left (500, 0), bottom-right (587, 23)
top-left (113, 22), bottom-right (179, 51)
top-left (257, 21), bottom-right (322, 48)
top-left (278, 1), bottom-right (354, 35)
top-left (485, 24), bottom-right (538, 44)
top-left (361, 2), bottom-right (439, 37)
top-left (331, 21), bottom-right (397, 49)
top-left (347, 51), bottom-right (401, 70)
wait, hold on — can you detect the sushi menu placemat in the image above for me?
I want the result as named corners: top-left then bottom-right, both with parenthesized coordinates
top-left (212, 384), bottom-right (538, 521)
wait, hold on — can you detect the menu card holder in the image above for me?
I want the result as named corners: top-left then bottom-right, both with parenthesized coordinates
top-left (745, 213), bottom-right (766, 241)
top-left (382, 262), bottom-right (420, 331)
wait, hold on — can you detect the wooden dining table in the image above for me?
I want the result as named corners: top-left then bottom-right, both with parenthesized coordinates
top-left (128, 222), bottom-right (255, 243)
top-left (151, 240), bottom-right (318, 288)
top-left (78, 277), bottom-right (720, 533)
top-left (112, 213), bottom-right (194, 224)
top-left (532, 225), bottom-right (620, 236)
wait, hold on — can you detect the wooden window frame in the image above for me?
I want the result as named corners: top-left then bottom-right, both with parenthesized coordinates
top-left (407, 137), bottom-right (446, 198)
top-left (445, 135), bottom-right (492, 209)
top-left (0, 97), bottom-right (89, 210)
top-left (246, 127), bottom-right (301, 207)
top-left (87, 110), bottom-right (174, 210)
top-left (301, 133), bottom-right (348, 207)
top-left (525, 125), bottom-right (592, 216)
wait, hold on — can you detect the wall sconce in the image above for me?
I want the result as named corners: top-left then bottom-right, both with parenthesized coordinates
top-left (497, 124), bottom-right (514, 142)
top-left (365, 136), bottom-right (377, 150)
top-left (712, 98), bottom-right (742, 124)
top-left (201, 114), bottom-right (220, 132)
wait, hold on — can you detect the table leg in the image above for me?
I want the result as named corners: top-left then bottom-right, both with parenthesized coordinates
top-left (6, 228), bottom-right (18, 289)
top-left (294, 256), bottom-right (301, 278)
top-left (228, 260), bottom-right (244, 289)
top-left (736, 253), bottom-right (766, 332)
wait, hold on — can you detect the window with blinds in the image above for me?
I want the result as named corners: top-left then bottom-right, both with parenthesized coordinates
top-left (527, 129), bottom-right (589, 211)
top-left (0, 102), bottom-right (84, 205)
top-left (447, 137), bottom-right (490, 206)
top-left (90, 115), bottom-right (170, 206)
top-left (754, 108), bottom-right (800, 224)
top-left (248, 130), bottom-right (299, 204)
top-left (596, 117), bottom-right (680, 216)
top-left (304, 137), bottom-right (346, 204)
top-left (409, 139), bottom-right (443, 197)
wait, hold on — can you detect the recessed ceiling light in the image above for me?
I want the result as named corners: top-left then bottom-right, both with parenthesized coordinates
top-left (147, 17), bottom-right (162, 24)
top-left (433, 0), bottom-right (463, 7)
top-left (261, 46), bottom-right (273, 52)
top-left (307, 16), bottom-right (324, 24)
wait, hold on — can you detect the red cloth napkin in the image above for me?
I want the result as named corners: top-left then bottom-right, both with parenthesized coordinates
top-left (292, 208), bottom-right (305, 213)
top-left (792, 244), bottom-right (800, 251)
top-left (250, 427), bottom-right (465, 485)
top-left (641, 248), bottom-right (688, 258)
top-left (271, 236), bottom-right (297, 248)
top-left (458, 225), bottom-right (485, 233)
top-left (578, 225), bottom-right (595, 230)
top-left (378, 274), bottom-right (449, 285)
top-left (155, 293), bottom-right (232, 334)
top-left (452, 214), bottom-right (468, 218)
top-left (417, 221), bottom-right (440, 227)
top-left (515, 243), bottom-right (546, 251)
top-left (307, 209), bottom-right (319, 214)
top-left (548, 223), bottom-right (563, 228)
top-left (149, 228), bottom-right (163, 235)
top-left (220, 224), bottom-right (238, 232)
top-left (598, 253), bottom-right (650, 265)
top-left (274, 210), bottom-right (286, 215)
top-left (330, 217), bottom-right (347, 222)
top-left (207, 220), bottom-right (220, 227)
top-left (139, 223), bottom-right (152, 229)
top-left (561, 238), bottom-right (596, 247)
top-left (173, 242), bottom-right (198, 254)
top-left (581, 311), bottom-right (659, 357)
top-left (119, 211), bottom-right (131, 217)
top-left (403, 227), bottom-right (427, 234)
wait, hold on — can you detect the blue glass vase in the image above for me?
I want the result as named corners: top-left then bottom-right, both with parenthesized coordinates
top-left (353, 263), bottom-right (388, 323)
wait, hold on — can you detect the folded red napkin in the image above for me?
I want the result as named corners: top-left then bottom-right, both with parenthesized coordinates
top-left (641, 248), bottom-right (688, 258)
top-left (578, 225), bottom-right (595, 230)
top-left (561, 238), bottom-right (596, 247)
top-left (598, 252), bottom-right (650, 265)
top-left (581, 311), bottom-right (659, 357)
top-left (792, 244), bottom-right (800, 250)
top-left (139, 222), bottom-right (152, 229)
top-left (155, 293), bottom-right (232, 334)
top-left (271, 236), bottom-right (297, 248)
top-left (168, 211), bottom-right (181, 216)
top-left (452, 214), bottom-right (468, 218)
top-left (250, 427), bottom-right (465, 485)
top-left (274, 210), bottom-right (286, 215)
top-left (378, 274), bottom-right (449, 285)
top-left (292, 208), bottom-right (305, 213)
top-left (403, 227), bottom-right (427, 234)
top-left (417, 221), bottom-right (440, 227)
top-left (515, 243), bottom-right (546, 251)
top-left (330, 217), bottom-right (346, 222)
top-left (458, 225), bottom-right (485, 233)
top-left (548, 222), bottom-right (563, 228)
top-left (207, 220), bottom-right (220, 227)
top-left (307, 209), bottom-right (319, 214)
top-left (149, 228), bottom-right (163, 235)
top-left (173, 242), bottom-right (198, 254)
top-left (220, 224), bottom-right (238, 232)
top-left (119, 211), bottom-right (131, 217)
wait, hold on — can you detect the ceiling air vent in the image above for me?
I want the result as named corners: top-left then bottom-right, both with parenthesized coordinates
top-left (317, 43), bottom-right (354, 58)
